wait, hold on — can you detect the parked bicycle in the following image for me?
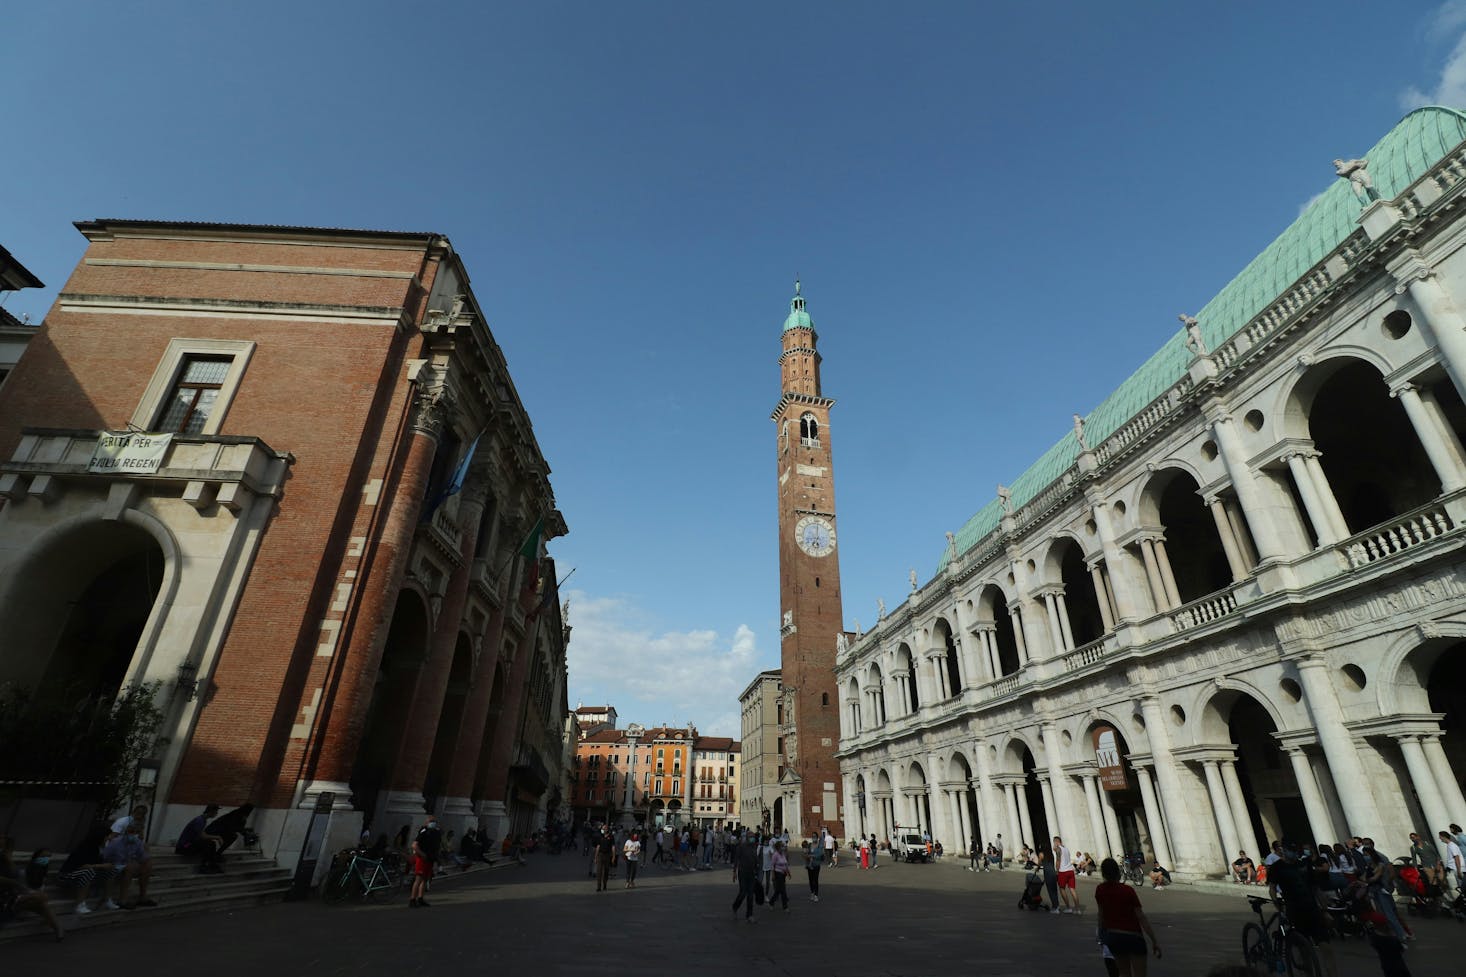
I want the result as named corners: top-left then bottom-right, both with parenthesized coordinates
top-left (321, 848), bottom-right (400, 903)
top-left (1121, 851), bottom-right (1146, 886)
top-left (1242, 894), bottom-right (1323, 975)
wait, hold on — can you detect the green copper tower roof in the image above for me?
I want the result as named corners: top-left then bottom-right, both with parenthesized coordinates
top-left (782, 279), bottom-right (814, 332)
top-left (939, 106), bottom-right (1466, 572)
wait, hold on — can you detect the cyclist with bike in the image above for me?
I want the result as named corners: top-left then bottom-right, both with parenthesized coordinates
top-left (1266, 839), bottom-right (1337, 977)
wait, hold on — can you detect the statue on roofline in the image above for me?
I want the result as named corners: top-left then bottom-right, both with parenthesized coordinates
top-left (946, 531), bottom-right (958, 562)
top-left (997, 483), bottom-right (1013, 515)
top-left (1334, 157), bottom-right (1381, 205)
top-left (836, 632), bottom-right (848, 654)
top-left (909, 568), bottom-right (919, 593)
top-left (1180, 314), bottom-right (1207, 356)
top-left (877, 597), bottom-right (887, 620)
top-left (1073, 413), bottom-right (1090, 452)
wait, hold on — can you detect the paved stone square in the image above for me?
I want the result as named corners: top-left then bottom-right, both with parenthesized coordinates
top-left (7, 853), bottom-right (1464, 975)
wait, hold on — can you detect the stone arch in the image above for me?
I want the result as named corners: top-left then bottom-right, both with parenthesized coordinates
top-left (845, 675), bottom-right (863, 735)
top-left (931, 616), bottom-right (960, 698)
top-left (1193, 682), bottom-right (1306, 857)
top-left (0, 512), bottom-right (177, 705)
top-left (1136, 466), bottom-right (1233, 604)
top-left (1378, 620), bottom-right (1466, 714)
top-left (974, 583), bottom-right (1022, 677)
top-left (470, 661), bottom-right (509, 803)
top-left (865, 661), bottom-right (887, 726)
top-left (903, 758), bottom-right (933, 836)
top-left (1281, 354), bottom-right (1442, 535)
top-left (1076, 716), bottom-right (1147, 858)
top-left (351, 588), bottom-right (434, 815)
top-left (999, 730), bottom-right (1043, 774)
top-left (1276, 347), bottom-right (1398, 437)
top-left (1039, 531), bottom-right (1091, 584)
top-left (895, 642), bottom-right (919, 712)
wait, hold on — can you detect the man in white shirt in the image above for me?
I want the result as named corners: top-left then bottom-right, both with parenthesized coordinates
top-left (110, 804), bottom-right (148, 836)
top-left (1053, 835), bottom-right (1083, 914)
top-left (1440, 829), bottom-right (1465, 893)
top-left (823, 828), bottom-right (837, 868)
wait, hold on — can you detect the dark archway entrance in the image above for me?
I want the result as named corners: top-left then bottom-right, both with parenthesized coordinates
top-left (1018, 744), bottom-right (1049, 850)
top-left (351, 590), bottom-right (430, 821)
top-left (1055, 540), bottom-right (1104, 646)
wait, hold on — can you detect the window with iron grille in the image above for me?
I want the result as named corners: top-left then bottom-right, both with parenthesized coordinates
top-left (156, 356), bottom-right (232, 434)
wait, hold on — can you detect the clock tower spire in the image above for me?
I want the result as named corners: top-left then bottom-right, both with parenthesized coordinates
top-left (770, 279), bottom-right (845, 839)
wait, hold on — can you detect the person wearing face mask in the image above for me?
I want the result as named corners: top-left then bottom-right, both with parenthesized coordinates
top-left (409, 816), bottom-right (442, 908)
top-left (1359, 837), bottom-right (1410, 944)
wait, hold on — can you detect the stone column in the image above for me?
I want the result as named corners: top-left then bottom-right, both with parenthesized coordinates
top-left (1081, 773), bottom-right (1108, 856)
top-left (973, 740), bottom-right (1000, 850)
top-left (1010, 607), bottom-right (1030, 664)
top-left (1041, 722), bottom-right (1079, 839)
top-left (1296, 658), bottom-right (1382, 838)
top-left (1225, 499), bottom-right (1261, 568)
top-left (1139, 697), bottom-right (1210, 873)
top-left (927, 753), bottom-right (952, 842)
top-left (1152, 538), bottom-right (1182, 609)
top-left (1303, 453), bottom-right (1351, 541)
top-left (1220, 758), bottom-right (1260, 860)
top-left (1016, 785), bottom-right (1036, 849)
top-left (1398, 736), bottom-right (1453, 844)
top-left (1309, 754), bottom-right (1349, 842)
top-left (1043, 593), bottom-right (1066, 656)
top-left (1394, 383), bottom-right (1466, 492)
top-left (1206, 407), bottom-right (1289, 562)
top-left (949, 791), bottom-right (969, 853)
top-left (1285, 748), bottom-right (1336, 846)
top-left (303, 404), bottom-right (443, 803)
top-left (1390, 250), bottom-right (1466, 402)
top-left (1055, 594), bottom-right (1076, 650)
top-left (1038, 777), bottom-right (1058, 845)
top-left (1089, 563), bottom-right (1116, 632)
top-left (1003, 783), bottom-right (1023, 853)
top-left (1207, 497), bottom-right (1249, 581)
top-left (979, 628), bottom-right (999, 681)
top-left (1089, 494), bottom-right (1144, 621)
top-left (1138, 538), bottom-right (1170, 611)
top-left (1202, 760), bottom-right (1241, 872)
top-left (1422, 735), bottom-right (1466, 820)
top-left (1100, 784), bottom-right (1124, 861)
top-left (1134, 766), bottom-right (1172, 867)
top-left (953, 633), bottom-right (977, 692)
top-left (1285, 452), bottom-right (1337, 545)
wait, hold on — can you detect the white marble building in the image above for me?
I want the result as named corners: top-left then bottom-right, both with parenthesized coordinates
top-left (836, 108), bottom-right (1466, 878)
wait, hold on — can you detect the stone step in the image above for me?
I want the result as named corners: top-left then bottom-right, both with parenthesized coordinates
top-left (0, 876), bottom-right (292, 943)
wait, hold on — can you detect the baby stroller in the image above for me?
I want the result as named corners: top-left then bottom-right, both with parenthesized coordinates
top-left (1395, 864), bottom-right (1444, 918)
top-left (1325, 882), bottom-right (1369, 940)
top-left (1017, 869), bottom-right (1046, 910)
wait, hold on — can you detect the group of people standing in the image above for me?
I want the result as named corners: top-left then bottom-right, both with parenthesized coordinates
top-left (730, 826), bottom-right (839, 921)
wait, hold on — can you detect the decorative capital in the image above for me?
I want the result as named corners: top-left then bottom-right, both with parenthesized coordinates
top-left (410, 371), bottom-right (456, 441)
top-left (1389, 250), bottom-right (1435, 295)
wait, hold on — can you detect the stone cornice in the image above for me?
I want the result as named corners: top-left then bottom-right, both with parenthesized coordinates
top-left (769, 392), bottom-right (835, 421)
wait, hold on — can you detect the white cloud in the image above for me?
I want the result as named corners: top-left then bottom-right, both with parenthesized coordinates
top-left (1402, 2), bottom-right (1466, 109)
top-left (1297, 189), bottom-right (1327, 218)
top-left (563, 590), bottom-right (767, 737)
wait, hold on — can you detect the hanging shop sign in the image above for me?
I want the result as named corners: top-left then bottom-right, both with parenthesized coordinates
top-left (1093, 725), bottom-right (1128, 791)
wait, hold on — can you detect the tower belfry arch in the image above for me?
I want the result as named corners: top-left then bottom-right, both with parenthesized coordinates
top-left (771, 280), bottom-right (845, 837)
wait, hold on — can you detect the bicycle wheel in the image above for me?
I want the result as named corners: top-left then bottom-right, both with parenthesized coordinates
top-left (1283, 931), bottom-right (1322, 976)
top-left (1240, 921), bottom-right (1270, 973)
top-left (322, 867), bottom-right (358, 904)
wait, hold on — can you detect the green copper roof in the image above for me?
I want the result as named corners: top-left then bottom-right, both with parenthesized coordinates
top-left (940, 106), bottom-right (1466, 572)
top-left (782, 279), bottom-right (814, 332)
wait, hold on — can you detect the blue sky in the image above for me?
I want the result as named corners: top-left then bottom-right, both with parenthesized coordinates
top-left (5, 1), bottom-right (1466, 736)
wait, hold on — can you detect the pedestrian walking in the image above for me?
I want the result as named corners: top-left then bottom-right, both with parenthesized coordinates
top-left (1093, 857), bottom-right (1161, 976)
top-left (994, 833), bottom-right (1005, 869)
top-left (652, 827), bottom-right (665, 865)
top-left (1038, 844), bottom-right (1058, 913)
top-left (869, 833), bottom-right (880, 869)
top-left (859, 835), bottom-right (870, 870)
top-left (761, 832), bottom-right (775, 892)
top-left (805, 833), bottom-right (823, 901)
top-left (732, 834), bottom-right (760, 923)
top-left (622, 831), bottom-right (641, 889)
top-left (822, 828), bottom-right (837, 868)
top-left (770, 840), bottom-right (791, 910)
top-left (593, 826), bottom-right (614, 892)
top-left (1055, 836), bottom-right (1083, 914)
top-left (408, 815), bottom-right (441, 908)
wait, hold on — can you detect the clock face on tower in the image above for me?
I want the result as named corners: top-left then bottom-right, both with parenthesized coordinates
top-left (795, 514), bottom-right (836, 557)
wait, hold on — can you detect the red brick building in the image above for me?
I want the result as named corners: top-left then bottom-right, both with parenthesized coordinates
top-left (0, 220), bottom-right (569, 866)
top-left (771, 281), bottom-right (845, 837)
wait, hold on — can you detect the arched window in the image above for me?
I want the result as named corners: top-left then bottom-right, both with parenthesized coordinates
top-left (799, 413), bottom-right (819, 445)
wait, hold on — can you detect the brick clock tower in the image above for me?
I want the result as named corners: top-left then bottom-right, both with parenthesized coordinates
top-left (770, 281), bottom-right (845, 839)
